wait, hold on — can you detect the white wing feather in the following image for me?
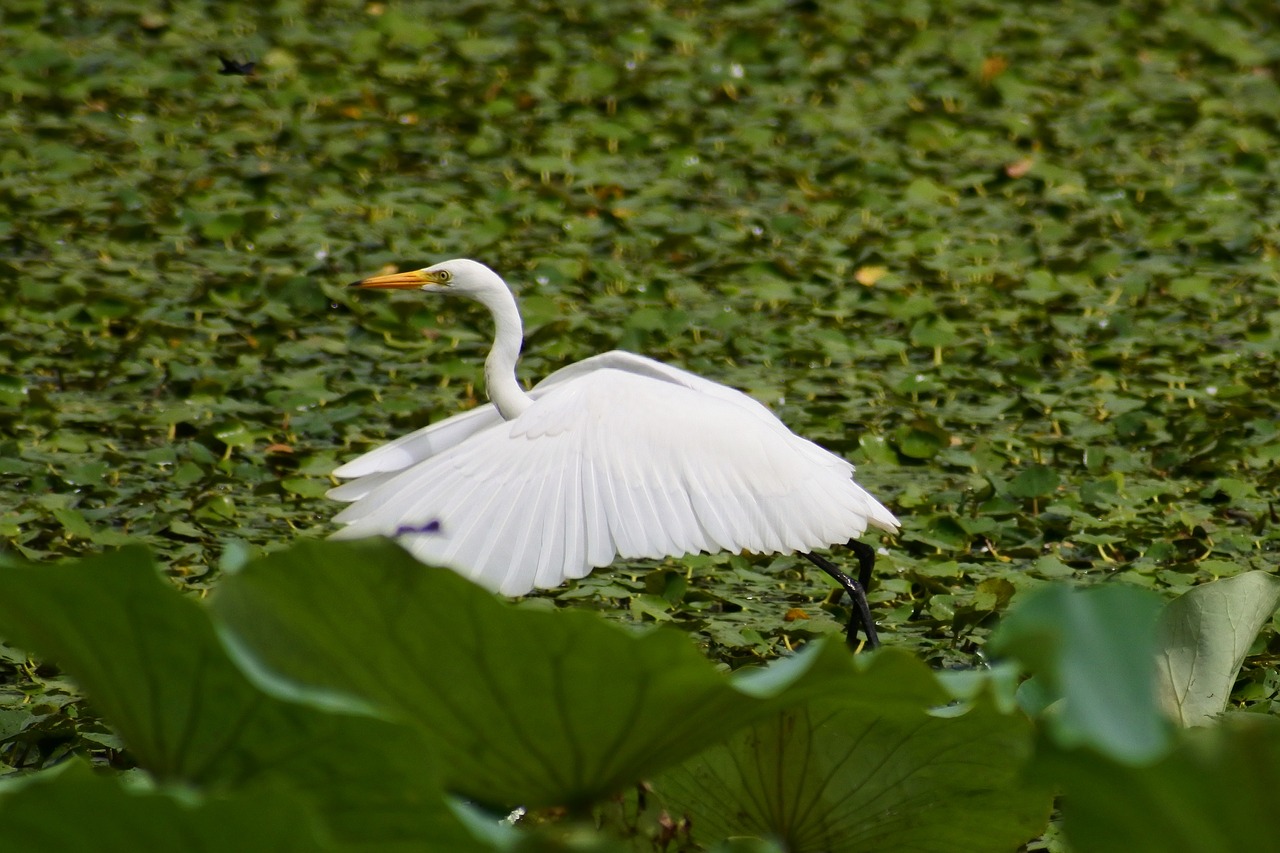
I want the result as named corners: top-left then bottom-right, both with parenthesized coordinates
top-left (330, 353), bottom-right (898, 596)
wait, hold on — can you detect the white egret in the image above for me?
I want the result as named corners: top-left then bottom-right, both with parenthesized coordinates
top-left (329, 259), bottom-right (898, 647)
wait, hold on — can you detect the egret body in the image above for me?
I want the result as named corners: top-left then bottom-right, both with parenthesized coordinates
top-left (330, 259), bottom-right (898, 646)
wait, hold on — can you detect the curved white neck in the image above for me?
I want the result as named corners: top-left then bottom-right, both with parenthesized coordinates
top-left (477, 283), bottom-right (534, 420)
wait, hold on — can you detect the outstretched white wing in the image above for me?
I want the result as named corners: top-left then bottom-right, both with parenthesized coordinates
top-left (331, 351), bottom-right (778, 484)
top-left (329, 352), bottom-right (897, 595)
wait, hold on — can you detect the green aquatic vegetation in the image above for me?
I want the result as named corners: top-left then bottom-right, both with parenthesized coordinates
top-left (0, 540), bottom-right (1276, 849)
top-left (1, 0), bottom-right (1279, 829)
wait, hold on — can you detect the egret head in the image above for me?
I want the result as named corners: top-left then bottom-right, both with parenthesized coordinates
top-left (351, 258), bottom-right (503, 298)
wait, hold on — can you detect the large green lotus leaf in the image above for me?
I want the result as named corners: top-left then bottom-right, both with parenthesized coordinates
top-left (0, 761), bottom-right (329, 852)
top-left (988, 582), bottom-right (1172, 763)
top-left (1156, 571), bottom-right (1280, 726)
top-left (210, 538), bottom-right (950, 810)
top-left (1042, 713), bottom-right (1280, 853)
top-left (0, 548), bottom-right (484, 853)
top-left (651, 693), bottom-right (1048, 853)
top-left (705, 843), bottom-right (786, 853)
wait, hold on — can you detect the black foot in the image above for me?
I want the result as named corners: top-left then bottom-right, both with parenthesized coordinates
top-left (802, 545), bottom-right (880, 650)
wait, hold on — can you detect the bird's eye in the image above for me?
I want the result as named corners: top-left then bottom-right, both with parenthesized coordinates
top-left (436, 270), bottom-right (452, 283)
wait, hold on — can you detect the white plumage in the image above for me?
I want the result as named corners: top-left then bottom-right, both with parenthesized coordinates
top-left (330, 259), bottom-right (898, 603)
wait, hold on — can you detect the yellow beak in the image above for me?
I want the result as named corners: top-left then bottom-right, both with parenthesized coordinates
top-left (350, 269), bottom-right (430, 289)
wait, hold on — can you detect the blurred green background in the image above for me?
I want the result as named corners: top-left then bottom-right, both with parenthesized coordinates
top-left (2, 0), bottom-right (1278, 675)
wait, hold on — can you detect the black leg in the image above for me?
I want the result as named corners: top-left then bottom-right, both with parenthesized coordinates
top-left (802, 549), bottom-right (880, 650)
top-left (846, 539), bottom-right (876, 594)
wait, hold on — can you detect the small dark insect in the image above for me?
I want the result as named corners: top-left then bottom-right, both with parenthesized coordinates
top-left (217, 57), bottom-right (256, 76)
top-left (392, 520), bottom-right (443, 537)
